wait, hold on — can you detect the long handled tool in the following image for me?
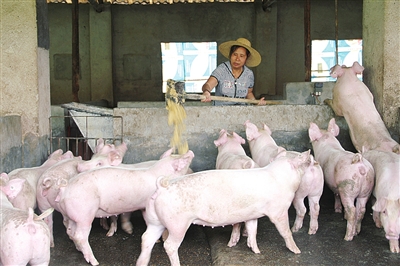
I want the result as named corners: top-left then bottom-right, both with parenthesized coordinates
top-left (165, 79), bottom-right (281, 105)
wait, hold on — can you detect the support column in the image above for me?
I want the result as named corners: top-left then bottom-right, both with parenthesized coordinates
top-left (363, 0), bottom-right (400, 139)
top-left (254, 0), bottom-right (278, 97)
top-left (89, 5), bottom-right (113, 106)
top-left (1, 0), bottom-right (50, 166)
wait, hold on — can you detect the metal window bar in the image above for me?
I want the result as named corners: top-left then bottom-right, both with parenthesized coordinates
top-left (49, 115), bottom-right (123, 159)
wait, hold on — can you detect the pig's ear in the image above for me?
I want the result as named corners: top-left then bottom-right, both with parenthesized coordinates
top-left (352, 61), bottom-right (364, 74)
top-left (95, 138), bottom-right (105, 153)
top-left (49, 149), bottom-right (63, 159)
top-left (302, 149), bottom-right (311, 163)
top-left (1, 178), bottom-right (25, 199)
top-left (61, 150), bottom-right (74, 160)
top-left (116, 142), bottom-right (128, 157)
top-left (214, 131), bottom-right (227, 147)
top-left (271, 147), bottom-right (287, 163)
top-left (263, 123), bottom-right (272, 135)
top-left (232, 132), bottom-right (245, 144)
top-left (372, 198), bottom-right (388, 212)
top-left (330, 65), bottom-right (343, 78)
top-left (328, 118), bottom-right (340, 136)
top-left (245, 122), bottom-right (259, 141)
top-left (160, 148), bottom-right (173, 159)
top-left (108, 151), bottom-right (123, 166)
top-left (0, 172), bottom-right (9, 183)
top-left (308, 123), bottom-right (322, 141)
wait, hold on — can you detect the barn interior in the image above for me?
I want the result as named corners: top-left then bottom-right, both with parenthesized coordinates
top-left (1, 0), bottom-right (399, 171)
top-left (0, 0), bottom-right (399, 265)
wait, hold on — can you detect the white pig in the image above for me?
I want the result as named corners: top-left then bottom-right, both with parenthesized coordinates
top-left (244, 120), bottom-right (324, 235)
top-left (309, 118), bottom-right (375, 241)
top-left (57, 149), bottom-right (194, 266)
top-left (136, 150), bottom-right (312, 266)
top-left (0, 149), bottom-right (73, 210)
top-left (76, 138), bottom-right (128, 172)
top-left (213, 129), bottom-right (260, 250)
top-left (214, 129), bottom-right (259, 170)
top-left (363, 149), bottom-right (400, 253)
top-left (325, 61), bottom-right (399, 154)
top-left (36, 156), bottom-right (83, 247)
top-left (37, 139), bottom-right (138, 244)
top-left (244, 120), bottom-right (286, 166)
top-left (0, 190), bottom-right (53, 266)
top-left (77, 140), bottom-right (192, 237)
top-left (77, 139), bottom-right (193, 237)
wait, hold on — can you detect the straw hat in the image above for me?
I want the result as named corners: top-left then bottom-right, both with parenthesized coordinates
top-left (219, 38), bottom-right (262, 67)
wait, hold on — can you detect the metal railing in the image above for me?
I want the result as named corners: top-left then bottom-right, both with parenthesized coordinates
top-left (49, 115), bottom-right (123, 159)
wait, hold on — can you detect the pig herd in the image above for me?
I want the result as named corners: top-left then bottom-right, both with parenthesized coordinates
top-left (1, 61), bottom-right (399, 266)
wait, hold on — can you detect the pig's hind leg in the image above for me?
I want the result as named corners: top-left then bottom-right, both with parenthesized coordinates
top-left (340, 195), bottom-right (357, 241)
top-left (307, 195), bottom-right (321, 235)
top-left (120, 212), bottom-right (133, 234)
top-left (72, 222), bottom-right (99, 265)
top-left (136, 224), bottom-right (166, 266)
top-left (291, 195), bottom-right (306, 233)
top-left (42, 212), bottom-right (55, 247)
top-left (355, 196), bottom-right (369, 235)
top-left (269, 212), bottom-right (301, 254)
top-left (163, 227), bottom-right (188, 266)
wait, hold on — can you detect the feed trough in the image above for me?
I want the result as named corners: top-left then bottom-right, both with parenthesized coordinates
top-left (60, 102), bottom-right (122, 152)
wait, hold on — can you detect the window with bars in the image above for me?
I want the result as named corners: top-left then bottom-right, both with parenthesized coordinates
top-left (161, 42), bottom-right (217, 93)
top-left (311, 39), bottom-right (363, 82)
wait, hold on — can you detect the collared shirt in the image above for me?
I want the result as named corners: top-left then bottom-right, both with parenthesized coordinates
top-left (210, 61), bottom-right (254, 106)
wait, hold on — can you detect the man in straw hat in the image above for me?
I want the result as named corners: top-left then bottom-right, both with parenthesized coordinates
top-left (201, 37), bottom-right (266, 106)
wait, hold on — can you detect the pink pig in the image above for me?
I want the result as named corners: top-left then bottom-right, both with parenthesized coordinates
top-left (363, 149), bottom-right (400, 253)
top-left (244, 120), bottom-right (286, 165)
top-left (0, 149), bottom-right (74, 211)
top-left (77, 140), bottom-right (192, 237)
top-left (213, 129), bottom-right (259, 250)
top-left (37, 140), bottom-right (136, 245)
top-left (57, 149), bottom-right (194, 265)
top-left (77, 138), bottom-right (128, 172)
top-left (244, 120), bottom-right (324, 235)
top-left (36, 156), bottom-right (83, 247)
top-left (0, 191), bottom-right (53, 266)
top-left (136, 150), bottom-right (312, 266)
top-left (214, 129), bottom-right (259, 170)
top-left (309, 118), bottom-right (375, 241)
top-left (325, 61), bottom-right (399, 154)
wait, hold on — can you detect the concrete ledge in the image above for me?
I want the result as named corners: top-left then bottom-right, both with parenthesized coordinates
top-left (114, 104), bottom-right (353, 171)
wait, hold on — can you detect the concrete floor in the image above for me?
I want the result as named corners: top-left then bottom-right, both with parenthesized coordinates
top-left (49, 187), bottom-right (400, 266)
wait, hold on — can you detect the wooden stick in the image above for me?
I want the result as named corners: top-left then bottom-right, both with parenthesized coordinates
top-left (184, 94), bottom-right (281, 105)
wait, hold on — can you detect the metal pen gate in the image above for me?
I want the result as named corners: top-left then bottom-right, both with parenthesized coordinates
top-left (49, 114), bottom-right (123, 159)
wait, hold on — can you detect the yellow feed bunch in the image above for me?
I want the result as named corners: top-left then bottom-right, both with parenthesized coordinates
top-left (166, 79), bottom-right (189, 155)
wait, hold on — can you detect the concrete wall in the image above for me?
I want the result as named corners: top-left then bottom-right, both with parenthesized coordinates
top-left (114, 104), bottom-right (353, 171)
top-left (363, 0), bottom-right (400, 139)
top-left (1, 0), bottom-right (50, 169)
top-left (48, 1), bottom-right (362, 106)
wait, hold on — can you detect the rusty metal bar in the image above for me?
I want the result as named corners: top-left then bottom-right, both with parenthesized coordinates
top-left (48, 115), bottom-right (123, 157)
top-left (304, 0), bottom-right (311, 81)
top-left (72, 0), bottom-right (80, 102)
top-left (335, 0), bottom-right (339, 65)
